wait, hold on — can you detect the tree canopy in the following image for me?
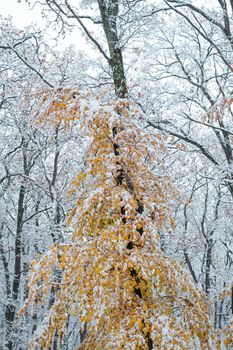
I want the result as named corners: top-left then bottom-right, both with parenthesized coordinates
top-left (0, 1), bottom-right (233, 349)
top-left (21, 90), bottom-right (216, 349)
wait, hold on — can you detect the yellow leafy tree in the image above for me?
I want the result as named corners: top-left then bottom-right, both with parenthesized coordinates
top-left (22, 89), bottom-right (217, 349)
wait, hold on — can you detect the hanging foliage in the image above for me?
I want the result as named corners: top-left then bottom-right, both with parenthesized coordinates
top-left (21, 88), bottom-right (216, 350)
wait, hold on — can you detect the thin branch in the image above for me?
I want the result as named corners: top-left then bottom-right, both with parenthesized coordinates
top-left (64, 0), bottom-right (110, 63)
top-left (0, 44), bottom-right (54, 88)
top-left (182, 113), bottom-right (233, 136)
top-left (164, 1), bottom-right (233, 72)
top-left (166, 0), bottom-right (227, 35)
top-left (23, 207), bottom-right (52, 224)
top-left (141, 4), bottom-right (188, 18)
top-left (146, 119), bottom-right (219, 166)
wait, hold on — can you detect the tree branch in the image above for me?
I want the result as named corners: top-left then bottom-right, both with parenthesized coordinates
top-left (164, 1), bottom-right (233, 71)
top-left (146, 119), bottom-right (219, 165)
top-left (0, 44), bottom-right (54, 88)
top-left (64, 0), bottom-right (110, 63)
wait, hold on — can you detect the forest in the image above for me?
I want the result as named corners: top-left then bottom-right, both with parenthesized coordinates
top-left (0, 0), bottom-right (233, 349)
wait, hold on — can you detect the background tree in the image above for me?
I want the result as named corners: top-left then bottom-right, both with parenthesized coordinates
top-left (128, 0), bottom-right (233, 328)
top-left (0, 17), bottom-right (88, 349)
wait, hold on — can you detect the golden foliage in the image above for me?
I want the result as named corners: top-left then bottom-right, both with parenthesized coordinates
top-left (23, 89), bottom-right (217, 349)
top-left (221, 317), bottom-right (233, 349)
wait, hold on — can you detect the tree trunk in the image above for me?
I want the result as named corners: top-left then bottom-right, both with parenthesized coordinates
top-left (98, 0), bottom-right (128, 98)
top-left (5, 183), bottom-right (25, 349)
top-left (205, 237), bottom-right (213, 295)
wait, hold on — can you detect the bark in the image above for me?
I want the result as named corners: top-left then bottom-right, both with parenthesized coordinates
top-left (230, 0), bottom-right (233, 13)
top-left (218, 298), bottom-right (224, 328)
top-left (5, 184), bottom-right (25, 350)
top-left (5, 138), bottom-right (29, 350)
top-left (0, 224), bottom-right (11, 298)
top-left (80, 323), bottom-right (87, 343)
top-left (204, 238), bottom-right (213, 295)
top-left (184, 250), bottom-right (198, 284)
top-left (231, 284), bottom-right (233, 315)
top-left (112, 120), bottom-right (153, 348)
top-left (98, 0), bottom-right (128, 97)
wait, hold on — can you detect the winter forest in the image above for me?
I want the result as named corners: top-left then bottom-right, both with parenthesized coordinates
top-left (0, 0), bottom-right (233, 349)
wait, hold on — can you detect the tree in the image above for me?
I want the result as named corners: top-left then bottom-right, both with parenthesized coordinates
top-left (23, 0), bottom-right (149, 97)
top-left (121, 1), bottom-right (233, 335)
top-left (22, 89), bottom-right (215, 349)
top-left (0, 17), bottom-right (89, 348)
top-left (4, 0), bottom-right (233, 347)
top-left (0, 18), bottom-right (53, 348)
top-left (137, 0), bottom-right (233, 197)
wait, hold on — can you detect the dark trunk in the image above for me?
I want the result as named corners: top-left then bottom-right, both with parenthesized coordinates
top-left (231, 284), bottom-right (233, 315)
top-left (12, 184), bottom-right (25, 300)
top-left (80, 323), bottom-right (87, 343)
top-left (184, 250), bottom-right (198, 284)
top-left (205, 238), bottom-right (213, 295)
top-left (98, 0), bottom-right (128, 98)
top-left (5, 184), bottom-right (25, 350)
top-left (112, 117), bottom-right (153, 348)
top-left (5, 304), bottom-right (16, 350)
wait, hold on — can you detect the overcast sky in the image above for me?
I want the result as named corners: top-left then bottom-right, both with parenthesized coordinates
top-left (1, 1), bottom-right (45, 27)
top-left (1, 1), bottom-right (95, 53)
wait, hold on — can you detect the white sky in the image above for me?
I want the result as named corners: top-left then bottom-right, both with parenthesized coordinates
top-left (1, 0), bottom-right (95, 53)
top-left (1, 1), bottom-right (45, 28)
top-left (1, 0), bottom-right (218, 54)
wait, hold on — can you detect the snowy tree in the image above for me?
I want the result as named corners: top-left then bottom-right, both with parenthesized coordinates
top-left (22, 89), bottom-right (216, 350)
top-left (0, 17), bottom-right (88, 348)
